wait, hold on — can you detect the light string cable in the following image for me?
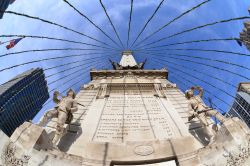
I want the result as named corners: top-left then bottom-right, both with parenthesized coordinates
top-left (140, 47), bottom-right (250, 57)
top-left (47, 59), bottom-right (110, 92)
top-left (136, 16), bottom-right (250, 49)
top-left (152, 56), bottom-right (237, 98)
top-left (148, 59), bottom-right (226, 113)
top-left (143, 52), bottom-right (237, 88)
top-left (45, 54), bottom-right (115, 78)
top-left (136, 50), bottom-right (250, 80)
top-left (0, 55), bottom-right (114, 111)
top-left (47, 58), bottom-right (111, 86)
top-left (0, 54), bottom-right (115, 96)
top-left (43, 59), bottom-right (111, 106)
top-left (130, 0), bottom-right (165, 48)
top-left (44, 54), bottom-right (115, 73)
top-left (167, 52), bottom-right (250, 71)
top-left (159, 64), bottom-right (225, 113)
top-left (2, 60), bottom-right (105, 127)
top-left (150, 59), bottom-right (231, 110)
top-left (134, 0), bottom-right (211, 48)
top-left (151, 58), bottom-right (233, 107)
top-left (0, 51), bottom-right (120, 73)
top-left (0, 47), bottom-right (119, 58)
top-left (0, 58), bottom-right (112, 119)
top-left (127, 0), bottom-right (134, 48)
top-left (62, 0), bottom-right (123, 49)
top-left (135, 37), bottom-right (240, 50)
top-left (150, 58), bottom-right (225, 112)
top-left (98, 0), bottom-right (125, 49)
top-left (136, 50), bottom-right (250, 78)
top-left (0, 34), bottom-right (117, 50)
top-left (1, 10), bottom-right (117, 49)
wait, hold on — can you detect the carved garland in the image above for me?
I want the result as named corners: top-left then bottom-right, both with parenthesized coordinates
top-left (223, 143), bottom-right (250, 166)
top-left (1, 142), bottom-right (30, 166)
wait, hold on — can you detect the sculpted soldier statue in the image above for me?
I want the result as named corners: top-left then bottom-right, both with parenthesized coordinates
top-left (185, 86), bottom-right (226, 137)
top-left (39, 89), bottom-right (78, 146)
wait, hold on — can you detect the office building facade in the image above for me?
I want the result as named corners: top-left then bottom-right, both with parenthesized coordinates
top-left (0, 68), bottom-right (49, 136)
top-left (228, 82), bottom-right (250, 127)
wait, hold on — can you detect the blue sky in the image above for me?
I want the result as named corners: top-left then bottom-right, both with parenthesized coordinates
top-left (0, 0), bottom-right (250, 122)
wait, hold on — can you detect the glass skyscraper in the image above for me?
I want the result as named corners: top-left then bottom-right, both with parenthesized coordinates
top-left (228, 82), bottom-right (250, 127)
top-left (0, 0), bottom-right (15, 19)
top-left (0, 68), bottom-right (49, 136)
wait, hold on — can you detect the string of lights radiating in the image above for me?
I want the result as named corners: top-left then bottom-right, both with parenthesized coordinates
top-left (0, 0), bottom-right (249, 116)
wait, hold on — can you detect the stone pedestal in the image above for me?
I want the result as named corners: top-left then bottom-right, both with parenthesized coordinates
top-left (10, 122), bottom-right (53, 151)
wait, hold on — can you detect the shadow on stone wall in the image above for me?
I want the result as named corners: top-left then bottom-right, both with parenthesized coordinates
top-left (189, 122), bottom-right (211, 146)
top-left (57, 124), bottom-right (82, 152)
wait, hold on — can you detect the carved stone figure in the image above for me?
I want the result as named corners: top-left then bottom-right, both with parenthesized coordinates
top-left (185, 86), bottom-right (226, 137)
top-left (38, 89), bottom-right (78, 146)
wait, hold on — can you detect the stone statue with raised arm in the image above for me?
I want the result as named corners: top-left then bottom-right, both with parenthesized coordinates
top-left (38, 89), bottom-right (78, 147)
top-left (185, 86), bottom-right (226, 134)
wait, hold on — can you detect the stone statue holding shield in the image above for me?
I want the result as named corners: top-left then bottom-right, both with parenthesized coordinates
top-left (39, 89), bottom-right (78, 147)
top-left (185, 86), bottom-right (226, 139)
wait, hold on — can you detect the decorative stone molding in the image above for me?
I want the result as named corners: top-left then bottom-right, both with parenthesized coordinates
top-left (1, 142), bottom-right (30, 166)
top-left (201, 141), bottom-right (250, 166)
top-left (223, 142), bottom-right (250, 166)
top-left (90, 70), bottom-right (168, 80)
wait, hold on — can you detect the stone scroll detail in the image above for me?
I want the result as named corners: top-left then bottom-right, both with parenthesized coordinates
top-left (1, 142), bottom-right (30, 166)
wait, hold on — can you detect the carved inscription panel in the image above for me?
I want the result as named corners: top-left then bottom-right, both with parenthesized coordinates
top-left (92, 85), bottom-right (177, 143)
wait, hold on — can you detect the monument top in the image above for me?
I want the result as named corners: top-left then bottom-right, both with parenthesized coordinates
top-left (109, 51), bottom-right (147, 70)
top-left (120, 50), bottom-right (137, 67)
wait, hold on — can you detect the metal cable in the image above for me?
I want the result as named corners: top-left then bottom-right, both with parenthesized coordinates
top-left (134, 0), bottom-right (211, 48)
top-left (48, 61), bottom-right (104, 91)
top-left (62, 0), bottom-right (122, 49)
top-left (141, 16), bottom-right (250, 47)
top-left (150, 59), bottom-right (231, 108)
top-left (44, 55), bottom-right (113, 71)
top-left (138, 50), bottom-right (250, 71)
top-left (127, 0), bottom-right (134, 48)
top-left (130, 0), bottom-right (165, 48)
top-left (0, 48), bottom-right (117, 58)
top-left (167, 53), bottom-right (250, 71)
top-left (0, 57), bottom-right (110, 104)
top-left (136, 51), bottom-right (250, 80)
top-left (153, 58), bottom-right (235, 99)
top-left (4, 10), bottom-right (114, 48)
top-left (0, 52), bottom-right (118, 73)
top-left (45, 58), bottom-right (105, 78)
top-left (47, 55), bottom-right (115, 85)
top-left (99, 0), bottom-right (125, 48)
top-left (43, 78), bottom-right (86, 107)
top-left (149, 53), bottom-right (237, 88)
top-left (167, 71), bottom-right (225, 113)
top-left (154, 56), bottom-right (237, 94)
top-left (152, 48), bottom-right (250, 57)
top-left (148, 59), bottom-right (226, 112)
top-left (0, 34), bottom-right (116, 50)
top-left (43, 60), bottom-right (110, 106)
top-left (16, 60), bottom-right (110, 113)
top-left (136, 37), bottom-right (239, 50)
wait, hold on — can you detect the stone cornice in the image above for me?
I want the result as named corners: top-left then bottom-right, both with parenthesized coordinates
top-left (90, 69), bottom-right (168, 80)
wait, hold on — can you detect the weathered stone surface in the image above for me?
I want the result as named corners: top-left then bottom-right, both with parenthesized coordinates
top-left (10, 122), bottom-right (53, 151)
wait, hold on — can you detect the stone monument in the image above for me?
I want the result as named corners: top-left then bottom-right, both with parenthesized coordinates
top-left (0, 51), bottom-right (250, 166)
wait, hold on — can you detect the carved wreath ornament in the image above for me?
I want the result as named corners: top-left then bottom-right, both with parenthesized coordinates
top-left (223, 143), bottom-right (250, 166)
top-left (134, 145), bottom-right (154, 156)
top-left (1, 142), bottom-right (30, 166)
